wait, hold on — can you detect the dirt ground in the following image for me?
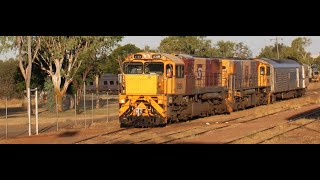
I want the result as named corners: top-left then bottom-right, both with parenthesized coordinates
top-left (1, 83), bottom-right (320, 144)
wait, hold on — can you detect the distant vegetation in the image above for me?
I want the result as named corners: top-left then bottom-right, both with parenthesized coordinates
top-left (158, 36), bottom-right (252, 58)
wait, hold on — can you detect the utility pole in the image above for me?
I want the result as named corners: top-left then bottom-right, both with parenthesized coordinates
top-left (270, 36), bottom-right (283, 60)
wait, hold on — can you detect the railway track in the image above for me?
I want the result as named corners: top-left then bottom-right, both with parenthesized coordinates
top-left (226, 109), bottom-right (320, 144)
top-left (256, 120), bottom-right (318, 144)
top-left (71, 109), bottom-right (294, 144)
top-left (145, 106), bottom-right (320, 144)
top-left (69, 101), bottom-right (320, 144)
top-left (73, 128), bottom-right (152, 144)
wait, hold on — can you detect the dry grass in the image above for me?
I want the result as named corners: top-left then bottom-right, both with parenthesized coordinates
top-left (0, 103), bottom-right (119, 125)
top-left (0, 99), bottom-right (25, 108)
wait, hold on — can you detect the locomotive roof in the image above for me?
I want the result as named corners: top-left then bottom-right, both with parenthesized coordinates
top-left (256, 58), bottom-right (302, 68)
top-left (177, 54), bottom-right (252, 60)
top-left (161, 53), bottom-right (184, 64)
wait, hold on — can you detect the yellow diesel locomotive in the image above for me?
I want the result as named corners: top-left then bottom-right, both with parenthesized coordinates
top-left (118, 52), bottom-right (309, 127)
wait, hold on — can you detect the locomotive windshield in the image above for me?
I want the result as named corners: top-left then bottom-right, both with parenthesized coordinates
top-left (124, 62), bottom-right (143, 74)
top-left (145, 62), bottom-right (164, 74)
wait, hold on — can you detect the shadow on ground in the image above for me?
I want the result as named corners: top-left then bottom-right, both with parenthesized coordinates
top-left (57, 131), bottom-right (79, 137)
top-left (287, 107), bottom-right (320, 121)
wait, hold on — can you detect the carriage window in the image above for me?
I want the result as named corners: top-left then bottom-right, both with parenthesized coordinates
top-left (110, 81), bottom-right (114, 85)
top-left (260, 67), bottom-right (265, 75)
top-left (176, 65), bottom-right (184, 78)
top-left (104, 81), bottom-right (108, 85)
top-left (266, 67), bottom-right (270, 75)
top-left (124, 62), bottom-right (143, 74)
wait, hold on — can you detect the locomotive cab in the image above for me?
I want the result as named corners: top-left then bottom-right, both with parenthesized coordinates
top-left (118, 52), bottom-right (185, 127)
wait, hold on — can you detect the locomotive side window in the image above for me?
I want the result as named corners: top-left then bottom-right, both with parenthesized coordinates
top-left (124, 62), bottom-right (143, 74)
top-left (166, 64), bottom-right (173, 78)
top-left (260, 67), bottom-right (265, 75)
top-left (176, 65), bottom-right (179, 78)
top-left (176, 65), bottom-right (184, 78)
top-left (181, 66), bottom-right (184, 77)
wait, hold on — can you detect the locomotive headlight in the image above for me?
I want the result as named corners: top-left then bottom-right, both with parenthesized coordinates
top-left (120, 99), bottom-right (125, 104)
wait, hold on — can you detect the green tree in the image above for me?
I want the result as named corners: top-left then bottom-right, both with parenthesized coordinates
top-left (159, 36), bottom-right (212, 56)
top-left (0, 37), bottom-right (40, 91)
top-left (258, 43), bottom-right (291, 59)
top-left (289, 37), bottom-right (312, 64)
top-left (35, 36), bottom-right (122, 112)
top-left (71, 48), bottom-right (98, 111)
top-left (234, 42), bottom-right (252, 58)
top-left (14, 58), bottom-right (48, 95)
top-left (0, 36), bottom-right (41, 113)
top-left (258, 37), bottom-right (312, 64)
top-left (143, 45), bottom-right (157, 52)
top-left (215, 41), bottom-right (236, 57)
top-left (112, 44), bottom-right (142, 61)
top-left (0, 59), bottom-right (19, 98)
top-left (144, 45), bottom-right (150, 52)
top-left (44, 78), bottom-right (55, 112)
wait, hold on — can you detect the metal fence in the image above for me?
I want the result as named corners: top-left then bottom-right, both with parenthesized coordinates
top-left (0, 91), bottom-right (118, 140)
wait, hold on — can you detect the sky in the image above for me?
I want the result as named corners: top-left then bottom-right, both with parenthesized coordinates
top-left (1, 36), bottom-right (320, 59)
